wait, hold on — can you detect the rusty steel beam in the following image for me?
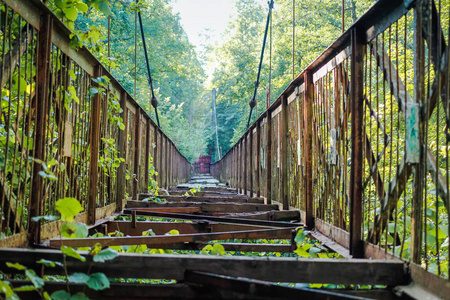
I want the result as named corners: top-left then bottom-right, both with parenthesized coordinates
top-left (28, 14), bottom-right (52, 245)
top-left (123, 209), bottom-right (302, 228)
top-left (185, 271), bottom-right (368, 300)
top-left (0, 248), bottom-right (409, 286)
top-left (349, 28), bottom-right (366, 258)
top-left (49, 228), bottom-right (294, 248)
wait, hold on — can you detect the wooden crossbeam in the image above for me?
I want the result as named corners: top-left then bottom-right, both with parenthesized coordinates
top-left (226, 210), bottom-right (300, 221)
top-left (127, 201), bottom-right (276, 213)
top-left (139, 194), bottom-right (265, 203)
top-left (123, 209), bottom-right (302, 228)
top-left (104, 221), bottom-right (283, 236)
top-left (0, 248), bottom-right (409, 285)
top-left (132, 207), bottom-right (202, 214)
top-left (49, 228), bottom-right (294, 248)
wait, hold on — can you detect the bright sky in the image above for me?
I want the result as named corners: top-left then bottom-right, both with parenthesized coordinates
top-left (171, 0), bottom-right (235, 49)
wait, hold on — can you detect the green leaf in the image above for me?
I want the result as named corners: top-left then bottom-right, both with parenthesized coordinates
top-left (309, 247), bottom-right (321, 255)
top-left (64, 7), bottom-right (78, 21)
top-left (25, 269), bottom-right (44, 288)
top-left (70, 292), bottom-right (89, 300)
top-left (61, 246), bottom-right (86, 262)
top-left (61, 223), bottom-right (78, 238)
top-left (294, 246), bottom-right (311, 258)
top-left (97, 1), bottom-right (111, 16)
top-left (13, 285), bottom-right (36, 292)
top-left (210, 243), bottom-right (226, 255)
top-left (31, 215), bottom-right (59, 222)
top-left (142, 229), bottom-right (156, 236)
top-left (89, 87), bottom-right (98, 96)
top-left (56, 198), bottom-right (83, 222)
top-left (38, 171), bottom-right (58, 181)
top-left (51, 290), bottom-right (71, 300)
top-left (75, 2), bottom-right (88, 12)
top-left (165, 230), bottom-right (179, 235)
top-left (36, 259), bottom-right (63, 268)
top-left (93, 248), bottom-right (118, 263)
top-left (0, 281), bottom-right (15, 297)
top-left (67, 273), bottom-right (89, 284)
top-left (6, 262), bottom-right (26, 270)
top-left (74, 223), bottom-right (89, 238)
top-left (87, 273), bottom-right (110, 290)
top-left (294, 230), bottom-right (307, 245)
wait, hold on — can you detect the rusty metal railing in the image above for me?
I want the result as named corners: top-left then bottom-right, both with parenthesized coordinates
top-left (212, 0), bottom-right (450, 280)
top-left (0, 0), bottom-right (190, 247)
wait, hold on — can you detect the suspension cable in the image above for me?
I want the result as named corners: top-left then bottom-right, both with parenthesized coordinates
top-left (246, 0), bottom-right (275, 128)
top-left (136, 2), bottom-right (160, 127)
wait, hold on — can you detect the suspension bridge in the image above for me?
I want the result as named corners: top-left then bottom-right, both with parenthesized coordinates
top-left (0, 0), bottom-right (449, 299)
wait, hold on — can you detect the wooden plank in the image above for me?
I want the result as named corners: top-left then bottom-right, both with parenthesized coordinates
top-left (185, 271), bottom-right (366, 300)
top-left (122, 209), bottom-right (302, 228)
top-left (406, 263), bottom-right (450, 300)
top-left (138, 194), bottom-right (262, 203)
top-left (132, 207), bottom-right (201, 214)
top-left (0, 248), bottom-right (409, 286)
top-left (127, 201), bottom-right (279, 213)
top-left (49, 228), bottom-right (294, 248)
top-left (227, 210), bottom-right (300, 222)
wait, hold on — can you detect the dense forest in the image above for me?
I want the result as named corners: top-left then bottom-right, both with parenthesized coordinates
top-left (43, 0), bottom-right (378, 163)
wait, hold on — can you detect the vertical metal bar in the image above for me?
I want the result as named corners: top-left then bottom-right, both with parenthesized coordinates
top-left (145, 118), bottom-right (150, 192)
top-left (411, 0), bottom-right (425, 264)
top-left (29, 14), bottom-right (52, 244)
top-left (88, 65), bottom-right (102, 225)
top-left (117, 91), bottom-right (128, 209)
top-left (244, 134), bottom-right (248, 196)
top-left (153, 124), bottom-right (158, 185)
top-left (304, 72), bottom-right (314, 229)
top-left (256, 121), bottom-right (261, 197)
top-left (349, 28), bottom-right (365, 258)
top-left (249, 128), bottom-right (254, 197)
top-left (164, 136), bottom-right (168, 189)
top-left (158, 130), bottom-right (163, 186)
top-left (133, 108), bottom-right (141, 200)
top-left (280, 95), bottom-right (288, 210)
top-left (266, 110), bottom-right (272, 204)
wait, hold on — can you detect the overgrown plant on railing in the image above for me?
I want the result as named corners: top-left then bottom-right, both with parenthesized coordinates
top-left (0, 197), bottom-right (117, 300)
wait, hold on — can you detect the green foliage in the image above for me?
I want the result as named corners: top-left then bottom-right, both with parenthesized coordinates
top-left (55, 198), bottom-right (84, 222)
top-left (201, 243), bottom-right (226, 256)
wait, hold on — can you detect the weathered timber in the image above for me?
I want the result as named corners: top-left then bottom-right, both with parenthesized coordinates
top-left (49, 228), bottom-right (293, 247)
top-left (185, 271), bottom-right (368, 300)
top-left (226, 210), bottom-right (300, 221)
top-left (104, 221), bottom-right (280, 236)
top-left (0, 248), bottom-right (409, 285)
top-left (123, 209), bottom-right (302, 228)
top-left (127, 201), bottom-right (279, 213)
top-left (130, 207), bottom-right (202, 214)
top-left (138, 194), bottom-right (263, 203)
